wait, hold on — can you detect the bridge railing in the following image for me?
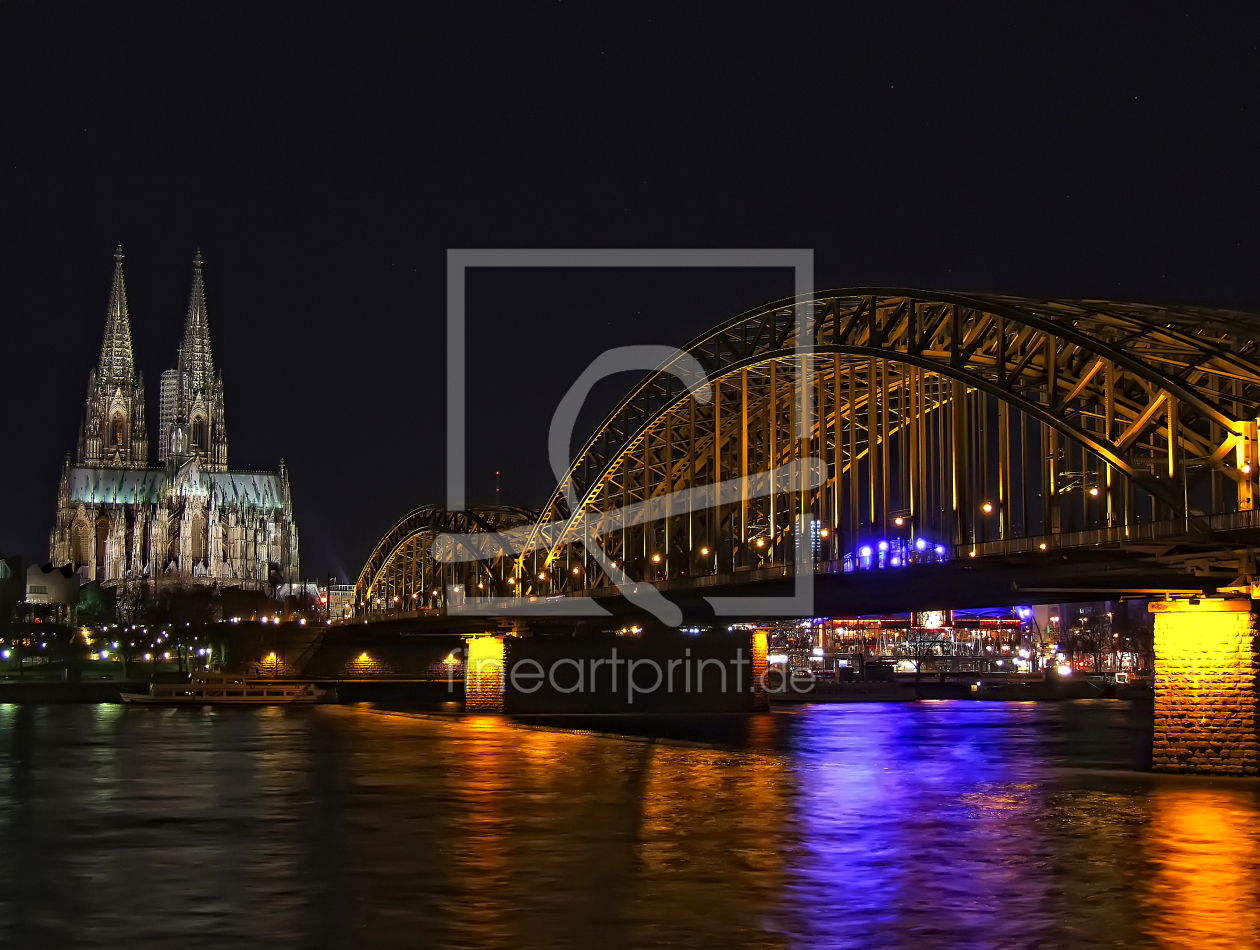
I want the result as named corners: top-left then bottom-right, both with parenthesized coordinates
top-left (959, 508), bottom-right (1260, 560)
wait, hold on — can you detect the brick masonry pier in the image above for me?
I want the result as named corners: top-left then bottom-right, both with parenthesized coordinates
top-left (1151, 598), bottom-right (1259, 775)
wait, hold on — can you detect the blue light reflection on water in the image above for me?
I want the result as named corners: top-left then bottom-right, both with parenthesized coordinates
top-left (785, 704), bottom-right (1060, 949)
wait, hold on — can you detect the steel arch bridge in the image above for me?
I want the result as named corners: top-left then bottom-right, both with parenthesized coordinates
top-left (357, 289), bottom-right (1260, 615)
top-left (354, 504), bottom-right (537, 615)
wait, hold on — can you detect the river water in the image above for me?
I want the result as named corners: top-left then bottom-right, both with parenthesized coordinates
top-left (0, 700), bottom-right (1254, 949)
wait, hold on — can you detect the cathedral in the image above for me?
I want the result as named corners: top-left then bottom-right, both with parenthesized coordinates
top-left (50, 247), bottom-right (299, 592)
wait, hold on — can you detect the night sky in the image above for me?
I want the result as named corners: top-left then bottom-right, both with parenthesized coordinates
top-left (1, 5), bottom-right (1256, 582)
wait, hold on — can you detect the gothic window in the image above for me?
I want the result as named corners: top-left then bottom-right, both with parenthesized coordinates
top-left (72, 522), bottom-right (91, 567)
top-left (191, 417), bottom-right (207, 452)
top-left (95, 517), bottom-right (110, 573)
top-left (110, 414), bottom-right (125, 447)
top-left (190, 512), bottom-right (206, 562)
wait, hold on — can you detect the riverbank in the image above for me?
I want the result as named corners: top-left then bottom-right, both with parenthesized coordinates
top-left (768, 678), bottom-right (1155, 703)
top-left (0, 678), bottom-right (464, 705)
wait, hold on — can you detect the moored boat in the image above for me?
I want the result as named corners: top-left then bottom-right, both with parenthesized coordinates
top-left (120, 674), bottom-right (336, 705)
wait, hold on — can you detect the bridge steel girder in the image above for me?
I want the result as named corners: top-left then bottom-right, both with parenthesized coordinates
top-left (511, 290), bottom-right (1260, 599)
top-left (354, 504), bottom-right (537, 617)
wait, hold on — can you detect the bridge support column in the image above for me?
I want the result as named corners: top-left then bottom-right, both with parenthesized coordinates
top-left (465, 635), bottom-right (506, 713)
top-left (1151, 599), bottom-right (1258, 775)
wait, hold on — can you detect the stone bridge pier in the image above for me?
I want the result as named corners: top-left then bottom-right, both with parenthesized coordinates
top-left (463, 629), bottom-right (770, 714)
top-left (1151, 598), bottom-right (1259, 775)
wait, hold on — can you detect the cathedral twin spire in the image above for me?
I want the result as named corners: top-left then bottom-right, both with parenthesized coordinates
top-left (78, 247), bottom-right (227, 471)
top-left (178, 250), bottom-right (215, 393)
top-left (163, 249), bottom-right (228, 469)
top-left (97, 245), bottom-right (137, 384)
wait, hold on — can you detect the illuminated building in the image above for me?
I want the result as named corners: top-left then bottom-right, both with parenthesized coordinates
top-left (49, 247), bottom-right (299, 591)
top-left (326, 583), bottom-right (355, 620)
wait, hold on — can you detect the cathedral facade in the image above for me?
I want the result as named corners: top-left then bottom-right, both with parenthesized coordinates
top-left (50, 247), bottom-right (299, 591)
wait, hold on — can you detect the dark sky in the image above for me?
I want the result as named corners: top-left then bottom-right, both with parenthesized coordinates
top-left (1, 5), bottom-right (1257, 582)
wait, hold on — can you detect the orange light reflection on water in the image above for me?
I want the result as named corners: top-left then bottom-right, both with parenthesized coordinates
top-left (1146, 788), bottom-right (1260, 949)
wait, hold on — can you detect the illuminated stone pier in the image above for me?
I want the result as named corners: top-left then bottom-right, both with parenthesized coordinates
top-left (464, 636), bottom-right (506, 712)
top-left (1151, 598), bottom-right (1259, 775)
top-left (462, 630), bottom-right (769, 714)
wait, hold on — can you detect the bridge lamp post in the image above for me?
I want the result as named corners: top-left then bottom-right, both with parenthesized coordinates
top-left (698, 546), bottom-right (712, 576)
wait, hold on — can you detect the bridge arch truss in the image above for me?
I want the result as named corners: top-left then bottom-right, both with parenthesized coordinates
top-left (354, 504), bottom-right (537, 616)
top-left (511, 290), bottom-right (1260, 597)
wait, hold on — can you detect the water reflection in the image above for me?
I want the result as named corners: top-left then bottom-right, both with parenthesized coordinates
top-left (0, 702), bottom-right (1252, 948)
top-left (1146, 790), bottom-right (1260, 949)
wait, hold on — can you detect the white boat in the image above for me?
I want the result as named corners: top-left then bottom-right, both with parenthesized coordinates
top-left (120, 674), bottom-right (336, 705)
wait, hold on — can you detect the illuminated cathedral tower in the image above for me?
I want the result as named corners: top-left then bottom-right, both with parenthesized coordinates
top-left (159, 251), bottom-right (228, 468)
top-left (78, 246), bottom-right (148, 468)
top-left (52, 247), bottom-right (298, 591)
